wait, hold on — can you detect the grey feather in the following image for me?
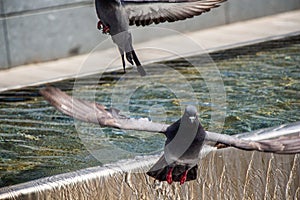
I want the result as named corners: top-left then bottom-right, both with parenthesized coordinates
top-left (124, 0), bottom-right (227, 26)
top-left (40, 86), bottom-right (300, 155)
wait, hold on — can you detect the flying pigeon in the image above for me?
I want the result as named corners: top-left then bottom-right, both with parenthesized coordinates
top-left (147, 105), bottom-right (206, 184)
top-left (95, 0), bottom-right (227, 75)
top-left (40, 87), bottom-right (300, 184)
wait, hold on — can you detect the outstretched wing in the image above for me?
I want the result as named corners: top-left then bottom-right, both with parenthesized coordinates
top-left (40, 86), bottom-right (300, 154)
top-left (206, 131), bottom-right (300, 154)
top-left (40, 87), bottom-right (168, 133)
top-left (123, 0), bottom-right (226, 26)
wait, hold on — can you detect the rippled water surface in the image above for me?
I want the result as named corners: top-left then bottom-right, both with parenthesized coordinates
top-left (0, 35), bottom-right (299, 187)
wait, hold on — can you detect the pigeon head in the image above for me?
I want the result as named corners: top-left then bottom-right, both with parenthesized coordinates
top-left (184, 105), bottom-right (198, 124)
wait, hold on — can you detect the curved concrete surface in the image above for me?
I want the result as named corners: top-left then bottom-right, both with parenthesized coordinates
top-left (0, 122), bottom-right (299, 200)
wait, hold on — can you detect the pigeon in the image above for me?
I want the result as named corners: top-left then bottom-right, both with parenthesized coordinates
top-left (95, 0), bottom-right (227, 75)
top-left (40, 86), bottom-right (300, 184)
top-left (147, 105), bottom-right (206, 184)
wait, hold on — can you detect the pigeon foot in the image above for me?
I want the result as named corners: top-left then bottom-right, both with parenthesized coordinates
top-left (97, 20), bottom-right (110, 34)
top-left (166, 168), bottom-right (173, 184)
top-left (180, 170), bottom-right (188, 185)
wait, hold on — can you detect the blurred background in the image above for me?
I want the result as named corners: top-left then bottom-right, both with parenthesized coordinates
top-left (0, 0), bottom-right (300, 69)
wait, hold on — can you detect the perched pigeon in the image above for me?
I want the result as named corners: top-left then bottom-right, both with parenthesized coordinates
top-left (40, 87), bottom-right (300, 184)
top-left (95, 0), bottom-right (227, 75)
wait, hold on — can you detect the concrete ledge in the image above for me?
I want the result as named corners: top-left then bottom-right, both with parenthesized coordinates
top-left (0, 122), bottom-right (299, 200)
top-left (0, 1), bottom-right (300, 68)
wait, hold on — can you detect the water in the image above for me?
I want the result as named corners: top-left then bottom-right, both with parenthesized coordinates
top-left (0, 35), bottom-right (299, 188)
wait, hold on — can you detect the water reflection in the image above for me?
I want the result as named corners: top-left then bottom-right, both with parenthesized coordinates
top-left (0, 35), bottom-right (299, 187)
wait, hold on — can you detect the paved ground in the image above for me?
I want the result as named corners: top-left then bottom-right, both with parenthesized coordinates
top-left (0, 10), bottom-right (299, 92)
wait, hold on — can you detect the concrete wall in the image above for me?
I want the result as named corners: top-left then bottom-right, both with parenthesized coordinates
top-left (0, 149), bottom-right (299, 199)
top-left (0, 0), bottom-right (100, 69)
top-left (0, 0), bottom-right (300, 69)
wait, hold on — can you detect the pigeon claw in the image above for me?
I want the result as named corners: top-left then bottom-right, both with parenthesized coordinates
top-left (97, 20), bottom-right (110, 34)
top-left (180, 170), bottom-right (188, 185)
top-left (103, 25), bottom-right (110, 34)
top-left (97, 21), bottom-right (103, 30)
top-left (166, 168), bottom-right (173, 184)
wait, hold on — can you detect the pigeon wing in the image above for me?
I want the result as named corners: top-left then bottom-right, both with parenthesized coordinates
top-left (122, 0), bottom-right (226, 26)
top-left (40, 86), bottom-right (300, 154)
top-left (40, 87), bottom-right (168, 133)
top-left (206, 131), bottom-right (300, 154)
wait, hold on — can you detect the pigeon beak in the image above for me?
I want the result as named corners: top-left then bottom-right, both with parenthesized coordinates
top-left (189, 116), bottom-right (196, 123)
